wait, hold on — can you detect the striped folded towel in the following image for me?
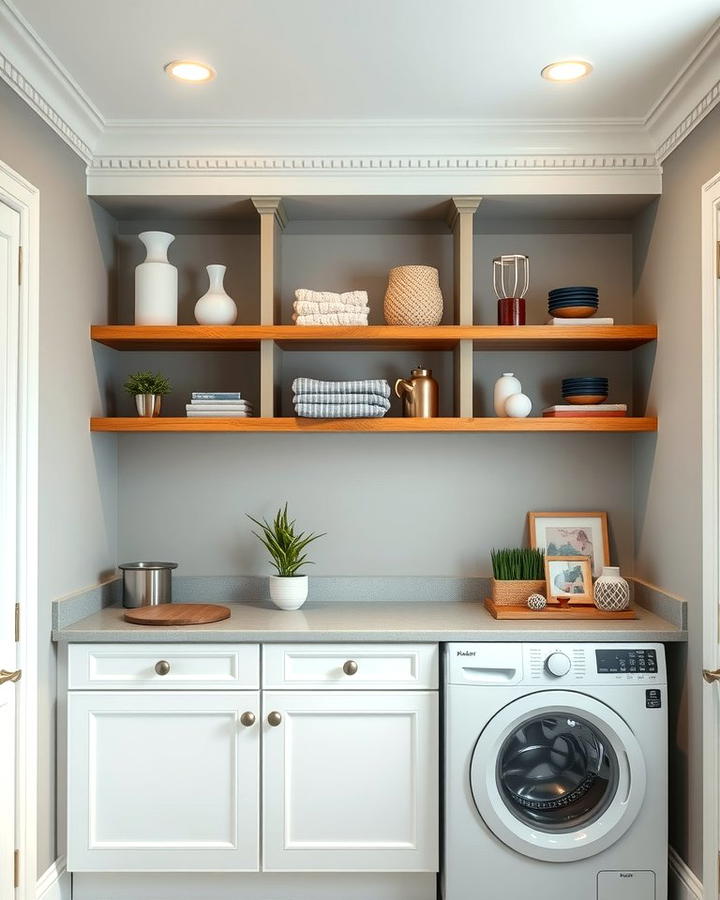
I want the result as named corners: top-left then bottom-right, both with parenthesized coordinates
top-left (295, 289), bottom-right (369, 309)
top-left (292, 378), bottom-right (391, 398)
top-left (297, 393), bottom-right (390, 409)
top-left (292, 312), bottom-right (369, 326)
top-left (294, 401), bottom-right (388, 419)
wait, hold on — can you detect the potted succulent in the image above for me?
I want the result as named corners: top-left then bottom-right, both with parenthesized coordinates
top-left (490, 547), bottom-right (546, 606)
top-left (124, 370), bottom-right (172, 417)
top-left (247, 504), bottom-right (325, 610)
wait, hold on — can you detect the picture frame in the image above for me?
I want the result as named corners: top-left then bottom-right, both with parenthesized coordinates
top-left (544, 555), bottom-right (593, 605)
top-left (528, 511), bottom-right (610, 578)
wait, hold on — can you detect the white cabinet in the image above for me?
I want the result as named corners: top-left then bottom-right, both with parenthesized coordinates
top-left (67, 690), bottom-right (260, 871)
top-left (262, 690), bottom-right (438, 871)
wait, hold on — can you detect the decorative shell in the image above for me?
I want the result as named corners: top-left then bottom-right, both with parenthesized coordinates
top-left (527, 593), bottom-right (547, 610)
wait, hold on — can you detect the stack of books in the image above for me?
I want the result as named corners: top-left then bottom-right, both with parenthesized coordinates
top-left (186, 392), bottom-right (254, 418)
top-left (542, 404), bottom-right (627, 418)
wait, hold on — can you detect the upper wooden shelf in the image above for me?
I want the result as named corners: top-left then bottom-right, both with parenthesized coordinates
top-left (91, 324), bottom-right (657, 352)
top-left (90, 416), bottom-right (658, 434)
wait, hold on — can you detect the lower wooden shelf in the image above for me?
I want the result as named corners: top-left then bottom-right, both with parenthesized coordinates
top-left (90, 417), bottom-right (658, 433)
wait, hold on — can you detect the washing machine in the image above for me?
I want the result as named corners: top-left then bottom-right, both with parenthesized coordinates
top-left (443, 642), bottom-right (667, 900)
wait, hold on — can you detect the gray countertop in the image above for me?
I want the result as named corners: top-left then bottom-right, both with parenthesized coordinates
top-left (54, 600), bottom-right (686, 643)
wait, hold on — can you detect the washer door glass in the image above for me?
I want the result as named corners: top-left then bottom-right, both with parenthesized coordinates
top-left (497, 713), bottom-right (618, 831)
top-left (470, 691), bottom-right (647, 862)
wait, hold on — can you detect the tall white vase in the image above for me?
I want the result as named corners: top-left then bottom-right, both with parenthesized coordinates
top-left (134, 232), bottom-right (178, 325)
top-left (494, 372), bottom-right (522, 417)
top-left (194, 265), bottom-right (238, 325)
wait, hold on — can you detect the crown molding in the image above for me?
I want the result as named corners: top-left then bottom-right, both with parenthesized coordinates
top-left (647, 19), bottom-right (720, 161)
top-left (0, 0), bottom-right (102, 162)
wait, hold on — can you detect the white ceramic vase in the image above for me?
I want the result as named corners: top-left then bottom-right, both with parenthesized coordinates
top-left (593, 566), bottom-right (630, 611)
top-left (269, 575), bottom-right (308, 610)
top-left (135, 231), bottom-right (178, 325)
top-left (494, 372), bottom-right (522, 417)
top-left (194, 264), bottom-right (238, 325)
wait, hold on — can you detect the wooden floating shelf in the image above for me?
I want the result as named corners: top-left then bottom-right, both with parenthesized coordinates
top-left (91, 324), bottom-right (657, 352)
top-left (90, 417), bottom-right (658, 434)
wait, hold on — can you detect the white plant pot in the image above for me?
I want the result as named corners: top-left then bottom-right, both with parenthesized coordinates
top-left (194, 264), bottom-right (238, 325)
top-left (135, 231), bottom-right (178, 325)
top-left (269, 575), bottom-right (309, 610)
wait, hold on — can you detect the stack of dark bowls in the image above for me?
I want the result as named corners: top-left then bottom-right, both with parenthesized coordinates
top-left (548, 286), bottom-right (599, 318)
top-left (561, 377), bottom-right (609, 404)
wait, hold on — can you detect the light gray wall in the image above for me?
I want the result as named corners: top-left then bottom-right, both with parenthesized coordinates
top-left (0, 82), bottom-right (118, 875)
top-left (632, 105), bottom-right (720, 876)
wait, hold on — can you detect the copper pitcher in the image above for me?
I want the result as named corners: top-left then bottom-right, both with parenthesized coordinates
top-left (394, 367), bottom-right (439, 418)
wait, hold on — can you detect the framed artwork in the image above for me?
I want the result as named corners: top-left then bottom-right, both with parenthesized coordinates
top-left (528, 511), bottom-right (610, 578)
top-left (545, 556), bottom-right (593, 605)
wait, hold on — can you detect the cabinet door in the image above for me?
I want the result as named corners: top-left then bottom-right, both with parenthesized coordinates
top-left (67, 691), bottom-right (259, 871)
top-left (262, 690), bottom-right (438, 872)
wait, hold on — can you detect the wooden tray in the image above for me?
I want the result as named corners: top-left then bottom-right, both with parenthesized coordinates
top-left (124, 603), bottom-right (231, 626)
top-left (484, 598), bottom-right (637, 620)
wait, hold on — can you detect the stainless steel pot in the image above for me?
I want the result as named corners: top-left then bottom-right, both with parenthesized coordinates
top-left (119, 562), bottom-right (178, 608)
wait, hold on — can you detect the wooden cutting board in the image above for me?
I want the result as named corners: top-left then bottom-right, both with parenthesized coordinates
top-left (124, 603), bottom-right (231, 626)
top-left (485, 598), bottom-right (637, 620)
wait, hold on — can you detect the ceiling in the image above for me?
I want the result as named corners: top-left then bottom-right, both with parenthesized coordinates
top-left (10, 0), bottom-right (719, 123)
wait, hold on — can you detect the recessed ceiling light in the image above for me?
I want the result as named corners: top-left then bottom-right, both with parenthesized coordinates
top-left (164, 60), bottom-right (216, 84)
top-left (541, 60), bottom-right (592, 83)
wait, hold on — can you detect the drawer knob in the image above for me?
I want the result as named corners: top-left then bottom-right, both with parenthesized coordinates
top-left (154, 660), bottom-right (171, 676)
top-left (267, 711), bottom-right (282, 727)
top-left (343, 659), bottom-right (359, 676)
top-left (240, 711), bottom-right (256, 727)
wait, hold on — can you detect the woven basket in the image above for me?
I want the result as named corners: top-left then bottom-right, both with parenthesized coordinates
top-left (490, 578), bottom-right (547, 606)
top-left (384, 265), bottom-right (444, 326)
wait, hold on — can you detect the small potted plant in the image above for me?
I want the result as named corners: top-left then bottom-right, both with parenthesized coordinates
top-left (124, 370), bottom-right (172, 417)
top-left (247, 504), bottom-right (325, 610)
top-left (490, 547), bottom-right (546, 606)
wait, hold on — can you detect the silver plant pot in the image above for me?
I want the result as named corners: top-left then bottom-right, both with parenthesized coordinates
top-left (135, 393), bottom-right (162, 417)
top-left (119, 561), bottom-right (178, 608)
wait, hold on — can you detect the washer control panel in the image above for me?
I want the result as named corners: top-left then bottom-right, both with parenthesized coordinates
top-left (596, 648), bottom-right (658, 675)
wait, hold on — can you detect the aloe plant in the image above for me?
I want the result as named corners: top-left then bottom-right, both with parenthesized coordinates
top-left (247, 504), bottom-right (325, 577)
top-left (491, 547), bottom-right (545, 581)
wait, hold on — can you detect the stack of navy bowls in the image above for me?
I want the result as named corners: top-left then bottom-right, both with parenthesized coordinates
top-left (561, 377), bottom-right (609, 404)
top-left (548, 286), bottom-right (599, 318)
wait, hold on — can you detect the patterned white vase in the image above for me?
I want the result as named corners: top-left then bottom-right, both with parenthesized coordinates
top-left (593, 566), bottom-right (630, 611)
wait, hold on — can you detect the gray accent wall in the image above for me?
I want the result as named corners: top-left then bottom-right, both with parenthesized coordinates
top-left (632, 105), bottom-right (720, 876)
top-left (0, 81), bottom-right (119, 875)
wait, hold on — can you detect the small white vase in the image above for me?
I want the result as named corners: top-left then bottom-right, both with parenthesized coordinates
top-left (494, 372), bottom-right (522, 417)
top-left (269, 575), bottom-right (308, 610)
top-left (593, 566), bottom-right (630, 611)
top-left (504, 392), bottom-right (532, 418)
top-left (135, 232), bottom-right (178, 325)
top-left (194, 264), bottom-right (238, 325)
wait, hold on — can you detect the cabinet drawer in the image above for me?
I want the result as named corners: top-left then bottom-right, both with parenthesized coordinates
top-left (68, 643), bottom-right (259, 690)
top-left (262, 644), bottom-right (438, 690)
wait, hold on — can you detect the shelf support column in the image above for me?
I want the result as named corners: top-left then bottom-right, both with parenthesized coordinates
top-left (448, 197), bottom-right (481, 417)
top-left (252, 197), bottom-right (287, 416)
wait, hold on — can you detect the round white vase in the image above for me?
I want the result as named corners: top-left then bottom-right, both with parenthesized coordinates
top-left (194, 264), bottom-right (238, 325)
top-left (135, 232), bottom-right (178, 325)
top-left (593, 566), bottom-right (630, 611)
top-left (494, 372), bottom-right (522, 417)
top-left (269, 575), bottom-right (309, 610)
top-left (504, 392), bottom-right (532, 418)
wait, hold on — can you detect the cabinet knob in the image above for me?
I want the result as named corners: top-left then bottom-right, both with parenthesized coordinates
top-left (343, 659), bottom-right (359, 676)
top-left (240, 711), bottom-right (256, 727)
top-left (267, 711), bottom-right (282, 727)
top-left (154, 660), bottom-right (171, 676)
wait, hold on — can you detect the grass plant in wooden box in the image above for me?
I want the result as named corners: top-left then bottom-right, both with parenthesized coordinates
top-left (490, 547), bottom-right (549, 605)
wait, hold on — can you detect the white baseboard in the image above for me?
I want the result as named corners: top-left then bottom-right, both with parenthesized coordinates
top-left (670, 847), bottom-right (703, 900)
top-left (36, 856), bottom-right (71, 900)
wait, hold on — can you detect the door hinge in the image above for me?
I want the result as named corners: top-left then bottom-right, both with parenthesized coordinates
top-left (13, 849), bottom-right (19, 887)
top-left (14, 603), bottom-right (19, 643)
top-left (17, 246), bottom-right (22, 286)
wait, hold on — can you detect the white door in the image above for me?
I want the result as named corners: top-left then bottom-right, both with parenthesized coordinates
top-left (67, 691), bottom-right (260, 871)
top-left (0, 200), bottom-right (21, 900)
top-left (262, 690), bottom-right (438, 872)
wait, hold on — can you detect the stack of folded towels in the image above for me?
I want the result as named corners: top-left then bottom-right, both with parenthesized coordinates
top-left (186, 391), bottom-right (253, 418)
top-left (292, 289), bottom-right (369, 326)
top-left (292, 378), bottom-right (391, 418)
